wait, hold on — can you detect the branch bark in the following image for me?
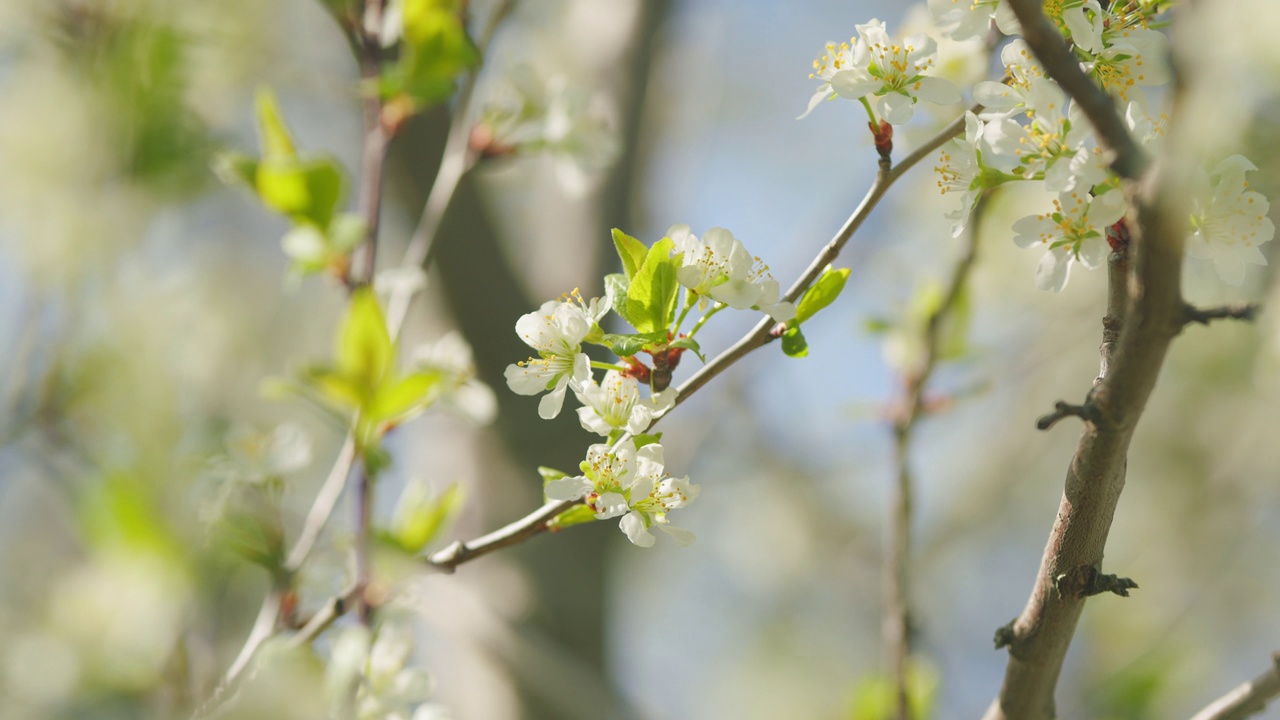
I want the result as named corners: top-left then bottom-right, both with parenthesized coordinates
top-left (1189, 652), bottom-right (1280, 720)
top-left (984, 3), bottom-right (1191, 718)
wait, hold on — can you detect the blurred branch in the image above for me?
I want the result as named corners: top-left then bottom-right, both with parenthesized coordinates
top-left (884, 197), bottom-right (984, 720)
top-left (387, 0), bottom-right (517, 333)
top-left (1182, 302), bottom-right (1260, 326)
top-left (984, 3), bottom-right (1196, 718)
top-left (1189, 652), bottom-right (1280, 720)
top-left (353, 0), bottom-right (389, 286)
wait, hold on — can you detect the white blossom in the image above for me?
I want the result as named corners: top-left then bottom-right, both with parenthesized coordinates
top-left (1012, 189), bottom-right (1127, 292)
top-left (800, 19), bottom-right (959, 124)
top-left (619, 443), bottom-right (700, 548)
top-left (1188, 155), bottom-right (1275, 286)
top-left (574, 371), bottom-right (676, 437)
top-left (504, 292), bottom-right (605, 419)
top-left (934, 111), bottom-right (985, 238)
top-left (544, 441), bottom-right (636, 520)
top-left (668, 225), bottom-right (796, 321)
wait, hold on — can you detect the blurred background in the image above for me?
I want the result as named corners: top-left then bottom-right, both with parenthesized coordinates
top-left (1, 0), bottom-right (1279, 718)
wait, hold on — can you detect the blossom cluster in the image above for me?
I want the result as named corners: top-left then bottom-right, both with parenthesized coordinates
top-left (803, 5), bottom-right (1274, 290)
top-left (502, 225), bottom-right (799, 546)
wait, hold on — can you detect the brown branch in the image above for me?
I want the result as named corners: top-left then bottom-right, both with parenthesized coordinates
top-left (1190, 652), bottom-right (1280, 720)
top-left (983, 5), bottom-right (1192, 716)
top-left (423, 499), bottom-right (579, 573)
top-left (353, 0), bottom-right (389, 286)
top-left (1182, 302), bottom-right (1260, 326)
top-left (1035, 399), bottom-right (1101, 431)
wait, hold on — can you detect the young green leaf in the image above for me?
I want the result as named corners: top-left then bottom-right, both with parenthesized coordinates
top-left (669, 336), bottom-right (704, 362)
top-left (538, 466), bottom-right (570, 485)
top-left (366, 370), bottom-right (445, 425)
top-left (256, 158), bottom-right (344, 229)
top-left (626, 238), bottom-right (680, 334)
top-left (781, 326), bottom-right (809, 358)
top-left (337, 288), bottom-right (394, 395)
top-left (397, 0), bottom-right (480, 107)
top-left (604, 273), bottom-right (639, 329)
top-left (389, 482), bottom-right (465, 554)
top-left (547, 504), bottom-right (598, 531)
top-left (254, 87), bottom-right (297, 160)
top-left (631, 432), bottom-right (663, 449)
top-left (794, 265), bottom-right (851, 325)
top-left (611, 228), bottom-right (649, 279)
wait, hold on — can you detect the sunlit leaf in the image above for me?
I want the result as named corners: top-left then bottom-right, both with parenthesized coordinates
top-left (337, 288), bottom-right (394, 395)
top-left (396, 0), bottom-right (480, 107)
top-left (794, 265), bottom-right (851, 325)
top-left (255, 87), bottom-right (297, 160)
top-left (612, 228), bottom-right (648, 279)
top-left (389, 482), bottom-right (465, 553)
top-left (366, 370), bottom-right (445, 424)
top-left (626, 238), bottom-right (680, 334)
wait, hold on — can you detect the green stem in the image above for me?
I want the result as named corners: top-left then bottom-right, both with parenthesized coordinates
top-left (674, 291), bottom-right (695, 333)
top-left (860, 96), bottom-right (879, 126)
top-left (591, 361), bottom-right (629, 372)
top-left (687, 303), bottom-right (725, 338)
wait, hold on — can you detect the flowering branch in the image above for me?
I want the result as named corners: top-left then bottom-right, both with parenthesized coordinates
top-left (1003, 0), bottom-right (1149, 181)
top-left (1189, 652), bottom-right (1280, 720)
top-left (411, 107), bottom-right (977, 575)
top-left (983, 4), bottom-right (1197, 717)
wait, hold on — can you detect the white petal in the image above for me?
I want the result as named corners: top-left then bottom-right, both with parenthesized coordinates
top-left (537, 380), bottom-right (568, 419)
top-left (658, 525), bottom-right (697, 547)
top-left (1215, 253), bottom-right (1248, 286)
top-left (1086, 189), bottom-right (1127, 228)
top-left (709, 278), bottom-right (763, 309)
top-left (594, 492), bottom-right (629, 520)
top-left (878, 93), bottom-right (915, 125)
top-left (1078, 236), bottom-right (1109, 269)
top-left (544, 477), bottom-right (589, 501)
top-left (619, 512), bottom-right (655, 548)
top-left (1036, 249), bottom-right (1072, 292)
top-left (798, 87), bottom-right (834, 120)
top-left (577, 405), bottom-right (613, 436)
top-left (1011, 215), bottom-right (1052, 249)
top-left (913, 76), bottom-right (960, 105)
top-left (504, 362), bottom-right (552, 396)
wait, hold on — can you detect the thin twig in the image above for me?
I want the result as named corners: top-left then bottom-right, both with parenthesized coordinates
top-left (354, 0), bottom-right (389, 286)
top-left (1190, 652), bottom-right (1280, 720)
top-left (1182, 302), bottom-right (1260, 326)
top-left (884, 196), bottom-right (984, 720)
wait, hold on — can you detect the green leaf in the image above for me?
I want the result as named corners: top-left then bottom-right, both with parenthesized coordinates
top-left (794, 265), bottom-right (851, 325)
top-left (602, 331), bottom-right (666, 358)
top-left (366, 370), bottom-right (445, 424)
top-left (538, 466), bottom-right (570, 485)
top-left (631, 432), bottom-right (662, 449)
top-left (397, 0), bottom-right (480, 107)
top-left (848, 662), bottom-right (938, 720)
top-left (299, 366), bottom-right (365, 410)
top-left (212, 152), bottom-right (258, 187)
top-left (626, 238), bottom-right (680, 334)
top-left (863, 317), bottom-right (894, 334)
top-left (669, 336), bottom-right (704, 362)
top-left (255, 87), bottom-right (297, 160)
top-left (256, 157), bottom-right (345, 228)
top-left (611, 228), bottom-right (648, 280)
top-left (781, 326), bottom-right (809, 358)
top-left (363, 444), bottom-right (393, 478)
top-left (604, 273), bottom-right (638, 329)
top-left (547, 504), bottom-right (598, 531)
top-left (389, 482), bottom-right (464, 553)
top-left (337, 288), bottom-right (394, 396)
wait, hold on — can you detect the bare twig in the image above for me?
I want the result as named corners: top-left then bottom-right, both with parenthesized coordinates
top-left (1035, 400), bottom-right (1100, 431)
top-left (1182, 302), bottom-right (1260, 326)
top-left (1190, 652), bottom-right (1280, 720)
top-left (354, 0), bottom-right (389, 286)
top-left (424, 499), bottom-right (579, 572)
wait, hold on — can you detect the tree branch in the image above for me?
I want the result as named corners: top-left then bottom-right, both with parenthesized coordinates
top-left (1190, 652), bottom-right (1280, 720)
top-left (983, 4), bottom-right (1190, 717)
top-left (353, 0), bottom-right (389, 286)
top-left (1182, 302), bottom-right (1260, 326)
